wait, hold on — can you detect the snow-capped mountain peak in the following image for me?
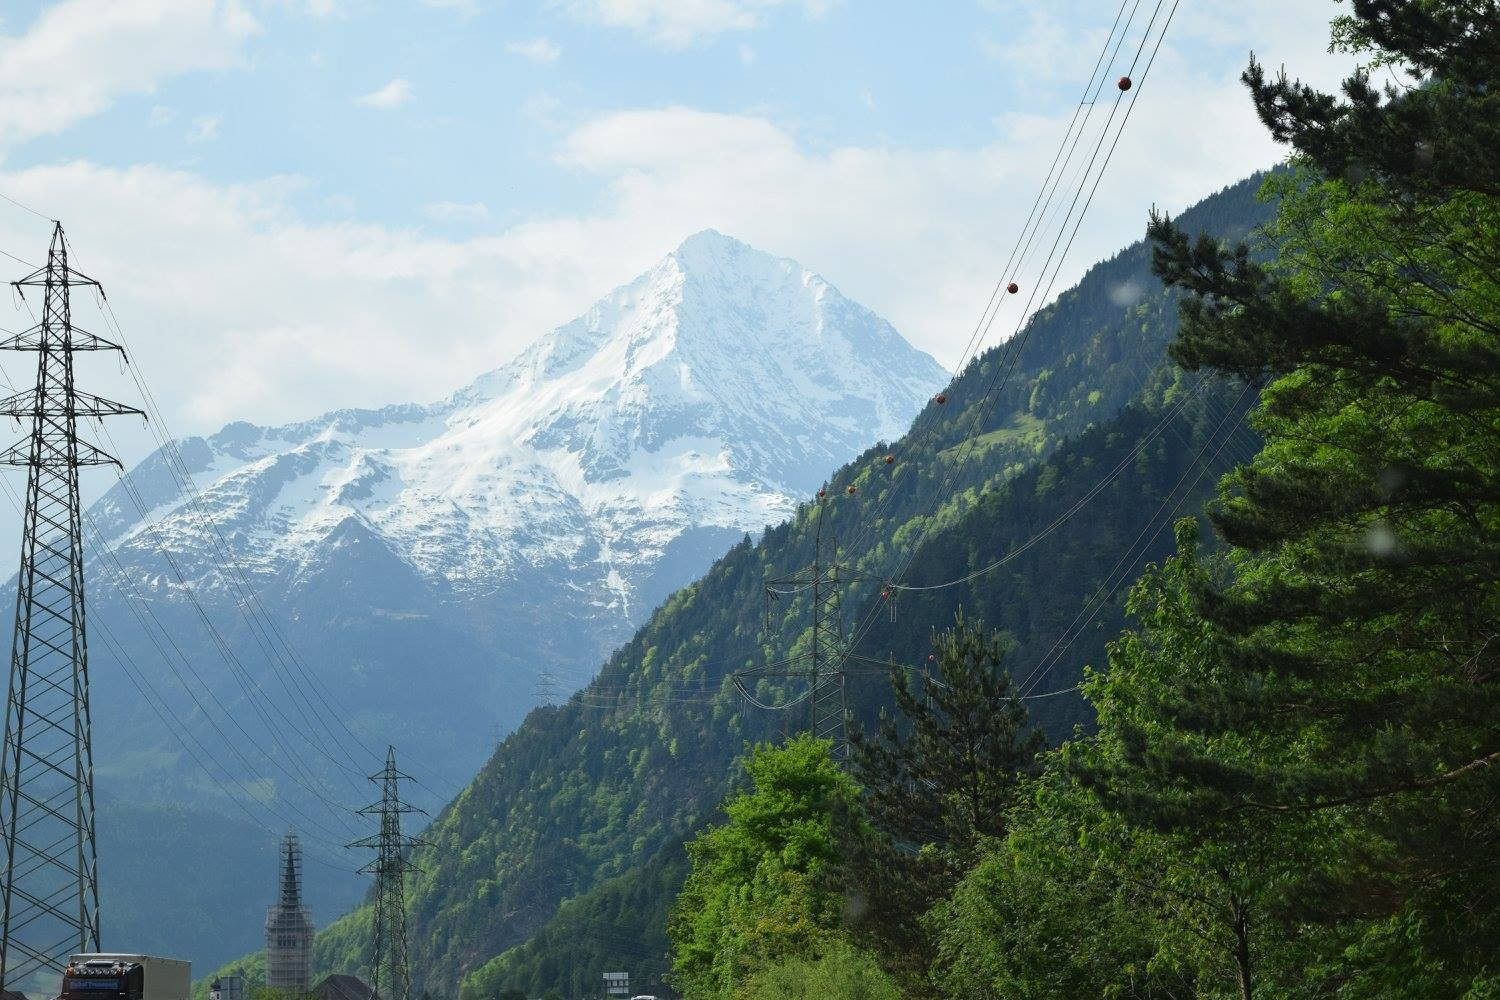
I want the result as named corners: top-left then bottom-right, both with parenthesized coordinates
top-left (93, 233), bottom-right (944, 633)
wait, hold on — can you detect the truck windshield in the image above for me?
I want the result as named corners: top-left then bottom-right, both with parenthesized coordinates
top-left (63, 965), bottom-right (143, 1000)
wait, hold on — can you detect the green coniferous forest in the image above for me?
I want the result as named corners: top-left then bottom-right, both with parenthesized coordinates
top-left (207, 2), bottom-right (1497, 996)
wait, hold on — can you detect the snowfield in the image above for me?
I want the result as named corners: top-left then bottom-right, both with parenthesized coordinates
top-left (90, 230), bottom-right (946, 625)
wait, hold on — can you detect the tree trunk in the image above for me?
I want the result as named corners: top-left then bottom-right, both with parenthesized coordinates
top-left (1232, 900), bottom-right (1253, 1000)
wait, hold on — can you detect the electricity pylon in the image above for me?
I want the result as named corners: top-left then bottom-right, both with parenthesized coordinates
top-left (533, 668), bottom-right (560, 706)
top-left (738, 492), bottom-right (866, 763)
top-left (349, 747), bottom-right (425, 1000)
top-left (0, 223), bottom-right (142, 988)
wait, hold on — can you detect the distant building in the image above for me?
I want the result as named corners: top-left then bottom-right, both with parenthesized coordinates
top-left (266, 830), bottom-right (315, 993)
top-left (210, 976), bottom-right (245, 1000)
top-left (311, 975), bottom-right (376, 1000)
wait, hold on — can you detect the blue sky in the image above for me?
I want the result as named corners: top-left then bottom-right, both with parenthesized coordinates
top-left (0, 0), bottom-right (1352, 461)
top-left (6, 1), bottom-right (1228, 225)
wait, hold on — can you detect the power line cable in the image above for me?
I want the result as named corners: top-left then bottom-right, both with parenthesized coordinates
top-left (5, 284), bottom-right (367, 811)
top-left (842, 0), bottom-right (1184, 660)
top-left (0, 470), bottom-right (355, 859)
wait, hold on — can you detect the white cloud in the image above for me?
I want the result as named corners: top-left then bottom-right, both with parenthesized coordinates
top-left (420, 0), bottom-right (479, 11)
top-left (563, 0), bottom-right (829, 48)
top-left (188, 112), bottom-right (220, 142)
top-left (0, 0), bottom-right (1352, 473)
top-left (0, 0), bottom-right (259, 147)
top-left (149, 104), bottom-right (176, 127)
top-left (506, 37), bottom-right (561, 63)
top-left (425, 200), bottom-right (490, 223)
top-left (355, 78), bottom-right (412, 109)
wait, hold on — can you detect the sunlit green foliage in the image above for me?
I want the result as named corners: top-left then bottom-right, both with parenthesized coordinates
top-left (737, 940), bottom-right (901, 1000)
top-left (668, 737), bottom-right (860, 999)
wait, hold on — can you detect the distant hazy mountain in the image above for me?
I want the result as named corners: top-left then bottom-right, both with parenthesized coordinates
top-left (78, 231), bottom-right (945, 970)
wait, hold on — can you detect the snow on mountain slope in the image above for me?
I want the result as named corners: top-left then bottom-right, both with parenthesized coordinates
top-left (91, 229), bottom-right (946, 631)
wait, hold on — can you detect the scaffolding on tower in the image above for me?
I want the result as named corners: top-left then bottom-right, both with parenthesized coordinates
top-left (0, 222), bottom-right (143, 988)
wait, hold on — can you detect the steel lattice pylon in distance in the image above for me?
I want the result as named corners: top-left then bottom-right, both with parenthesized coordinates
top-left (738, 494), bottom-right (867, 764)
top-left (0, 222), bottom-right (142, 989)
top-left (349, 747), bottom-right (425, 1000)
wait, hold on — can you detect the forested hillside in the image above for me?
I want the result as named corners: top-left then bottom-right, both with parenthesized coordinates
top-left (235, 175), bottom-right (1279, 998)
top-left (667, 5), bottom-right (1498, 997)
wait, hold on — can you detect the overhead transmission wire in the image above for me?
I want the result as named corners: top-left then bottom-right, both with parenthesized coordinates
top-left (79, 508), bottom-right (361, 838)
top-left (573, 654), bottom-right (806, 709)
top-left (94, 417), bottom-right (371, 792)
top-left (840, 0), bottom-right (1185, 670)
top-left (842, 653), bottom-right (1081, 701)
top-left (836, 0), bottom-right (1174, 597)
top-left (1011, 376), bottom-right (1265, 698)
top-left (764, 0), bottom-right (1161, 664)
top-left (1, 265), bottom-right (372, 852)
top-left (832, 0), bottom-right (1144, 566)
top-left (69, 248), bottom-right (381, 782)
top-left (6, 285), bottom-right (369, 816)
top-left (95, 316), bottom-right (455, 801)
top-left (0, 464), bottom-right (356, 864)
top-left (51, 228), bottom-right (455, 804)
top-left (0, 321), bottom-right (364, 842)
top-left (737, 0), bottom-right (1180, 716)
top-left (877, 370), bottom-right (1216, 595)
top-left (0, 188), bottom-right (53, 223)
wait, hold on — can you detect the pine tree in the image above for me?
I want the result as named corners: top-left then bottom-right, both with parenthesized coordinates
top-left (1113, 0), bottom-right (1499, 989)
top-left (847, 613), bottom-right (1044, 992)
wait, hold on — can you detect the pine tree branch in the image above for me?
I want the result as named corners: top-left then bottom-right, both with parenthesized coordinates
top-left (1237, 748), bottom-right (1500, 813)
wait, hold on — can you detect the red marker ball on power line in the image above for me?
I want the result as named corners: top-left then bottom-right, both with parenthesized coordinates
top-left (1007, 281), bottom-right (1019, 294)
top-left (927, 654), bottom-right (936, 662)
top-left (847, 485), bottom-right (857, 495)
top-left (817, 489), bottom-right (826, 499)
top-left (1118, 76), bottom-right (1132, 91)
top-left (883, 454), bottom-right (895, 465)
top-left (934, 393), bottom-right (947, 404)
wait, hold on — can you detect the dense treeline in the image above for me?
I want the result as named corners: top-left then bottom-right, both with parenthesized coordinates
top-left (669, 2), bottom-right (1498, 997)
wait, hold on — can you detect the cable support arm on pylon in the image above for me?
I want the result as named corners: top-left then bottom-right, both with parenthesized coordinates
top-left (0, 387), bottom-right (145, 421)
top-left (11, 262), bottom-right (100, 290)
top-left (0, 322), bottom-right (125, 354)
top-left (0, 437), bottom-right (122, 468)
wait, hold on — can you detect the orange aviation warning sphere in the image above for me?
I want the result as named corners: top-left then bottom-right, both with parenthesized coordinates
top-left (847, 485), bottom-right (857, 495)
top-left (934, 393), bottom-right (947, 404)
top-left (884, 454), bottom-right (895, 465)
top-left (1007, 282), bottom-right (1019, 294)
top-left (1118, 76), bottom-right (1132, 91)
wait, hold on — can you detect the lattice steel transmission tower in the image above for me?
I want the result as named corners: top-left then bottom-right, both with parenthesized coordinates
top-left (738, 493), bottom-right (863, 763)
top-left (349, 747), bottom-right (425, 1000)
top-left (0, 222), bottom-right (142, 988)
